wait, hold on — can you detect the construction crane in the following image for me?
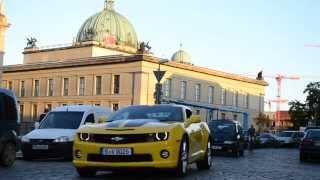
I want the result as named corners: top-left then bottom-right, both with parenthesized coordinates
top-left (241, 73), bottom-right (300, 128)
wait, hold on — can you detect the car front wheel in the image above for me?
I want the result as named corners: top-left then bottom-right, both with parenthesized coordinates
top-left (0, 142), bottom-right (16, 167)
top-left (196, 139), bottom-right (212, 170)
top-left (175, 137), bottom-right (189, 177)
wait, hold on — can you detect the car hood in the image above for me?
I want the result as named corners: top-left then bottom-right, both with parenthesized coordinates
top-left (80, 119), bottom-right (179, 133)
top-left (24, 129), bottom-right (77, 140)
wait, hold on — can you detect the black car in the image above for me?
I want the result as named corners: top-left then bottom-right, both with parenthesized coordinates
top-left (0, 88), bottom-right (20, 167)
top-left (208, 120), bottom-right (245, 157)
top-left (300, 129), bottom-right (320, 162)
top-left (256, 133), bottom-right (280, 148)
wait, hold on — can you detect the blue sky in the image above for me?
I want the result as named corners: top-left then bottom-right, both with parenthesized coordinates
top-left (4, 0), bottom-right (320, 111)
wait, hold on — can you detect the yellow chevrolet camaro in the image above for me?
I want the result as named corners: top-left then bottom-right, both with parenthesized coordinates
top-left (73, 105), bottom-right (212, 177)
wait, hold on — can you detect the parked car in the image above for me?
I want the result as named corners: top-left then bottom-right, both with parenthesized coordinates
top-left (73, 105), bottom-right (212, 177)
top-left (300, 129), bottom-right (320, 162)
top-left (305, 126), bottom-right (320, 132)
top-left (208, 120), bottom-right (245, 157)
top-left (21, 105), bottom-right (112, 160)
top-left (256, 133), bottom-right (280, 148)
top-left (276, 131), bottom-right (304, 147)
top-left (0, 88), bottom-right (20, 167)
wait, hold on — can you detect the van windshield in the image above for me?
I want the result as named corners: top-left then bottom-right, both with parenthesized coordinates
top-left (39, 112), bottom-right (84, 129)
top-left (210, 121), bottom-right (237, 141)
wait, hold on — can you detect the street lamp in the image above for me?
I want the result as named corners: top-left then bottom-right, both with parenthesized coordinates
top-left (153, 59), bottom-right (169, 104)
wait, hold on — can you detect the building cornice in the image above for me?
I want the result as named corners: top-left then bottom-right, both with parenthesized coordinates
top-left (3, 54), bottom-right (268, 86)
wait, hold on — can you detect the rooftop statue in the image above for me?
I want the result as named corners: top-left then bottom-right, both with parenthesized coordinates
top-left (138, 41), bottom-right (151, 54)
top-left (26, 37), bottom-right (37, 49)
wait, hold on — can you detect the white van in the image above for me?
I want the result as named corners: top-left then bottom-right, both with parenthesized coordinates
top-left (21, 105), bottom-right (112, 160)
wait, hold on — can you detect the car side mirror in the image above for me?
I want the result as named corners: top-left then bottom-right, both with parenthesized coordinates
top-left (190, 115), bottom-right (201, 124)
top-left (34, 121), bottom-right (40, 129)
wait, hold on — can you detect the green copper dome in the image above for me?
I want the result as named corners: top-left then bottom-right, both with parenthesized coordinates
top-left (171, 49), bottom-right (192, 65)
top-left (76, 0), bottom-right (138, 50)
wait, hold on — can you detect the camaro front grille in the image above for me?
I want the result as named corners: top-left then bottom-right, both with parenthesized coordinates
top-left (87, 154), bottom-right (153, 162)
top-left (90, 134), bottom-right (154, 144)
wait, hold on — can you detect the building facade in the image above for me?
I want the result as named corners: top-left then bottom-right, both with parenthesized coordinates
top-left (1, 0), bottom-right (267, 129)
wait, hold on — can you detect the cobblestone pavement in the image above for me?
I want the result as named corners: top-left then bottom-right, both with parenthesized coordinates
top-left (0, 149), bottom-right (319, 180)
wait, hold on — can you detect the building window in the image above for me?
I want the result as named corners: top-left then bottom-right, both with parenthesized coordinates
top-left (112, 103), bottom-right (119, 111)
top-left (195, 84), bottom-right (201, 102)
top-left (208, 86), bottom-right (214, 104)
top-left (2, 80), bottom-right (7, 88)
top-left (221, 88), bottom-right (226, 105)
top-left (95, 76), bottom-right (102, 95)
top-left (32, 104), bottom-right (38, 121)
top-left (232, 90), bottom-right (237, 107)
top-left (164, 78), bottom-right (172, 97)
top-left (34, 80), bottom-right (40, 97)
top-left (79, 77), bottom-right (85, 96)
top-left (8, 81), bottom-right (13, 91)
top-left (63, 78), bottom-right (69, 96)
top-left (259, 94), bottom-right (263, 112)
top-left (180, 81), bottom-right (187, 100)
top-left (48, 79), bottom-right (54, 96)
top-left (235, 91), bottom-right (239, 107)
top-left (20, 81), bottom-right (25, 97)
top-left (62, 104), bottom-right (67, 106)
top-left (245, 93), bottom-right (250, 109)
top-left (95, 104), bottom-right (101, 106)
top-left (113, 75), bottom-right (120, 94)
top-left (20, 104), bottom-right (24, 121)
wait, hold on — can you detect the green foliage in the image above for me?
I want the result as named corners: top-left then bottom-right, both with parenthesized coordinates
top-left (289, 81), bottom-right (320, 128)
top-left (288, 101), bottom-right (308, 130)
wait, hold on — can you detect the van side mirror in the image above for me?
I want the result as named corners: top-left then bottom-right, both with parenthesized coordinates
top-left (97, 117), bottom-right (107, 124)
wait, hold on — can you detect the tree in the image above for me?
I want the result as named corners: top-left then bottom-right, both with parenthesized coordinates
top-left (254, 113), bottom-right (272, 133)
top-left (288, 100), bottom-right (308, 130)
top-left (304, 82), bottom-right (320, 125)
top-left (289, 81), bottom-right (320, 128)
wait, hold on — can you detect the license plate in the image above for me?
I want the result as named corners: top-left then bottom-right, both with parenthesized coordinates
top-left (32, 145), bottom-right (49, 150)
top-left (212, 146), bottom-right (222, 150)
top-left (101, 148), bottom-right (132, 156)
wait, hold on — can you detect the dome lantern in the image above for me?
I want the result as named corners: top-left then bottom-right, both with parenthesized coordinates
top-left (105, 0), bottom-right (115, 10)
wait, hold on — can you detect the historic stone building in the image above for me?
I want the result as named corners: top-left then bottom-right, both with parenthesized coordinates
top-left (1, 0), bottom-right (267, 129)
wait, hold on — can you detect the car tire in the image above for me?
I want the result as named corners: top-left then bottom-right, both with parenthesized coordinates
top-left (174, 137), bottom-right (189, 177)
top-left (196, 139), bottom-right (212, 170)
top-left (0, 142), bottom-right (16, 167)
top-left (76, 168), bottom-right (96, 177)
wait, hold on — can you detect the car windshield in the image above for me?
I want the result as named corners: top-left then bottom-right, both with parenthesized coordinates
top-left (278, 132), bottom-right (294, 137)
top-left (211, 122), bottom-right (237, 139)
top-left (307, 131), bottom-right (320, 139)
top-left (108, 106), bottom-right (183, 122)
top-left (39, 112), bottom-right (84, 129)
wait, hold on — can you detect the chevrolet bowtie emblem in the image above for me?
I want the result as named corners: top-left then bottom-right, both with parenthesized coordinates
top-left (111, 137), bottom-right (124, 142)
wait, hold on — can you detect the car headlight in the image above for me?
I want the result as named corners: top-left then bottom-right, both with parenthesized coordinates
top-left (155, 132), bottom-right (169, 141)
top-left (21, 136), bottom-right (30, 143)
top-left (79, 133), bottom-right (90, 141)
top-left (224, 141), bottom-right (236, 144)
top-left (54, 136), bottom-right (70, 143)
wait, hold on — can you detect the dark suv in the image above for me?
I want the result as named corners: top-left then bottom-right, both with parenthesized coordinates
top-left (208, 120), bottom-right (245, 157)
top-left (0, 88), bottom-right (20, 167)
